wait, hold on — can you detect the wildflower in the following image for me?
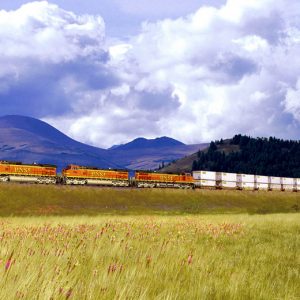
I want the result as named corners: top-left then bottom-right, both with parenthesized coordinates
top-left (5, 252), bottom-right (14, 271)
top-left (5, 259), bottom-right (12, 271)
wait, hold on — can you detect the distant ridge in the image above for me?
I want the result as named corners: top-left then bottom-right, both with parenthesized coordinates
top-left (112, 136), bottom-right (184, 150)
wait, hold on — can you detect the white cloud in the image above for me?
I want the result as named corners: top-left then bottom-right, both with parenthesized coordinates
top-left (1, 0), bottom-right (300, 148)
top-left (0, 1), bottom-right (116, 123)
top-left (0, 1), bottom-right (105, 62)
top-left (284, 79), bottom-right (300, 121)
top-left (102, 0), bottom-right (300, 144)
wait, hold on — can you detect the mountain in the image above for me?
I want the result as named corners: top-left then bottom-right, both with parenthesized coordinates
top-left (0, 115), bottom-right (118, 171)
top-left (113, 137), bottom-right (184, 150)
top-left (162, 135), bottom-right (300, 177)
top-left (108, 137), bottom-right (206, 170)
top-left (0, 115), bottom-right (207, 171)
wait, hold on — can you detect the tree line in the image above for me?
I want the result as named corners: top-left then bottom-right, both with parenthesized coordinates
top-left (192, 134), bottom-right (300, 177)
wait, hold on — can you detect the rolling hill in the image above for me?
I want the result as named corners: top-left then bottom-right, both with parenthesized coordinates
top-left (0, 115), bottom-right (207, 171)
top-left (162, 135), bottom-right (300, 177)
top-left (161, 139), bottom-right (237, 173)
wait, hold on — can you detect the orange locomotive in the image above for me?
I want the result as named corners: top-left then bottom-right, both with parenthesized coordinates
top-left (62, 164), bottom-right (129, 186)
top-left (0, 161), bottom-right (57, 184)
top-left (135, 171), bottom-right (194, 188)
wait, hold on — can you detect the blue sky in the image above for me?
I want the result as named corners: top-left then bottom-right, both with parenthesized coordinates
top-left (0, 0), bottom-right (225, 37)
top-left (0, 0), bottom-right (300, 147)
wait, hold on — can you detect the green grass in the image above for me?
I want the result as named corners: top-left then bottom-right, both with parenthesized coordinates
top-left (0, 183), bottom-right (299, 216)
top-left (0, 214), bottom-right (299, 299)
top-left (0, 184), bottom-right (299, 299)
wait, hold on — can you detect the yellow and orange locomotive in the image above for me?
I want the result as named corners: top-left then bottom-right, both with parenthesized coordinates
top-left (0, 161), bottom-right (194, 188)
top-left (0, 161), bottom-right (56, 184)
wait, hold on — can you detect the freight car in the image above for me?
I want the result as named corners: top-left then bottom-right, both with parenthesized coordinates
top-left (0, 161), bottom-right (56, 184)
top-left (135, 171), bottom-right (194, 188)
top-left (193, 171), bottom-right (299, 191)
top-left (62, 164), bottom-right (129, 187)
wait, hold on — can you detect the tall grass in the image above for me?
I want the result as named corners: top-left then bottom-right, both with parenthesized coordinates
top-left (0, 214), bottom-right (299, 299)
top-left (0, 183), bottom-right (299, 216)
top-left (0, 184), bottom-right (299, 298)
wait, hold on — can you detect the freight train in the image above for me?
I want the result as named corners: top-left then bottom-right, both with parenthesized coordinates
top-left (0, 161), bottom-right (299, 191)
top-left (0, 161), bottom-right (194, 188)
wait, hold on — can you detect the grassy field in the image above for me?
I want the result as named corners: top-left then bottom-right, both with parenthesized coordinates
top-left (0, 183), bottom-right (299, 216)
top-left (0, 214), bottom-right (299, 299)
top-left (0, 184), bottom-right (299, 299)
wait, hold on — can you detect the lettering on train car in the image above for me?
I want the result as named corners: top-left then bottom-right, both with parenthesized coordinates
top-left (90, 171), bottom-right (108, 177)
top-left (13, 167), bottom-right (31, 173)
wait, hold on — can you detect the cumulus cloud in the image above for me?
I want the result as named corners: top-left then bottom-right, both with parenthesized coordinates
top-left (0, 1), bottom-right (112, 117)
top-left (284, 79), bottom-right (300, 122)
top-left (104, 0), bottom-right (300, 143)
top-left (1, 0), bottom-right (300, 148)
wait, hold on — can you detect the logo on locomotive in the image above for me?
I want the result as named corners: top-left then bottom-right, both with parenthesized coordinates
top-left (160, 174), bottom-right (175, 181)
top-left (13, 167), bottom-right (31, 173)
top-left (90, 170), bottom-right (108, 177)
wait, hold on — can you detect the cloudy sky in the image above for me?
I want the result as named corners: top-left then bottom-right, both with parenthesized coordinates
top-left (1, 0), bottom-right (300, 148)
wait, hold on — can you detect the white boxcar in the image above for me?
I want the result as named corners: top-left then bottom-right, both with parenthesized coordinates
top-left (240, 182), bottom-right (256, 190)
top-left (282, 177), bottom-right (295, 185)
top-left (239, 174), bottom-right (255, 183)
top-left (270, 177), bottom-right (281, 184)
top-left (296, 179), bottom-right (300, 191)
top-left (217, 172), bottom-right (238, 182)
top-left (256, 175), bottom-right (269, 184)
top-left (270, 183), bottom-right (282, 190)
top-left (195, 180), bottom-right (217, 188)
top-left (192, 171), bottom-right (217, 181)
top-left (282, 184), bottom-right (295, 191)
top-left (219, 181), bottom-right (237, 189)
top-left (256, 183), bottom-right (269, 190)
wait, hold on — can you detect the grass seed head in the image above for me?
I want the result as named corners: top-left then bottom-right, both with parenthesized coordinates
top-left (146, 256), bottom-right (152, 267)
top-left (66, 288), bottom-right (72, 299)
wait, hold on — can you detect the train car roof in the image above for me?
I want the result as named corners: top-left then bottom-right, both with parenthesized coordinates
top-left (134, 170), bottom-right (190, 175)
top-left (0, 161), bottom-right (57, 168)
top-left (64, 164), bottom-right (129, 172)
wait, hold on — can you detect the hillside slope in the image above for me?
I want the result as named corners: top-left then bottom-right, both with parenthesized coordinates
top-left (162, 135), bottom-right (300, 177)
top-left (0, 115), bottom-right (207, 170)
top-left (0, 115), bottom-right (116, 170)
top-left (109, 143), bottom-right (207, 170)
